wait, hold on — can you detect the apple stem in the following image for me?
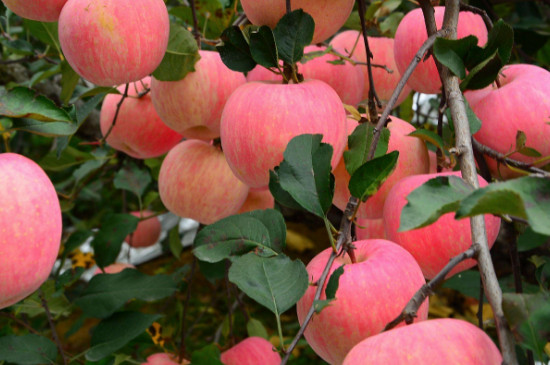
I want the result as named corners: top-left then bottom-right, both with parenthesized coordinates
top-left (189, 0), bottom-right (201, 47)
top-left (39, 288), bottom-right (68, 365)
top-left (286, 0), bottom-right (291, 14)
top-left (347, 247), bottom-right (357, 264)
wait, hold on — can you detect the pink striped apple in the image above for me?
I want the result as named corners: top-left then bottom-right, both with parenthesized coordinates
top-left (355, 218), bottom-right (386, 240)
top-left (126, 211), bottom-right (161, 248)
top-left (141, 353), bottom-right (185, 365)
top-left (237, 189), bottom-right (275, 214)
top-left (93, 263), bottom-right (135, 275)
top-left (1, 0), bottom-right (67, 21)
top-left (221, 337), bottom-right (281, 365)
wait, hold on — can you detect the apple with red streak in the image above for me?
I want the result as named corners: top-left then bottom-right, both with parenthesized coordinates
top-left (151, 50), bottom-right (246, 140)
top-left (355, 218), bottom-right (386, 240)
top-left (59, 0), bottom-right (169, 86)
top-left (126, 211), bottom-right (162, 248)
top-left (333, 117), bottom-right (429, 219)
top-left (330, 31), bottom-right (413, 108)
top-left (238, 189), bottom-right (275, 214)
top-left (343, 318), bottom-right (502, 364)
top-left (383, 171), bottom-right (501, 279)
top-left (100, 77), bottom-right (182, 159)
top-left (394, 6), bottom-right (488, 94)
top-left (158, 140), bottom-right (249, 225)
top-left (0, 153), bottom-right (62, 309)
top-left (141, 353), bottom-right (186, 365)
top-left (2, 0), bottom-right (67, 21)
top-left (93, 263), bottom-right (135, 275)
top-left (240, 0), bottom-right (355, 44)
top-left (221, 337), bottom-right (281, 365)
top-left (221, 79), bottom-right (347, 189)
top-left (464, 64), bottom-right (550, 179)
top-left (297, 239), bottom-right (428, 364)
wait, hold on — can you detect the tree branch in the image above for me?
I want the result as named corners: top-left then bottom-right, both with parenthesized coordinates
top-left (39, 288), bottom-right (68, 365)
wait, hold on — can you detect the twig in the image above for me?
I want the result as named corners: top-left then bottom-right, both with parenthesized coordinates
top-left (178, 257), bottom-right (197, 362)
top-left (213, 293), bottom-right (245, 344)
top-left (225, 261), bottom-right (235, 347)
top-left (384, 247), bottom-right (477, 331)
top-left (436, 94), bottom-right (447, 172)
top-left (39, 288), bottom-right (68, 365)
top-left (286, 0), bottom-right (291, 13)
top-left (0, 311), bottom-right (40, 335)
top-left (478, 277), bottom-right (484, 329)
top-left (101, 83), bottom-right (129, 143)
top-left (459, 3), bottom-right (493, 30)
top-left (189, 0), bottom-right (201, 47)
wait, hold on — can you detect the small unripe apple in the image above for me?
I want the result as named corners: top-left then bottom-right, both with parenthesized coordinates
top-left (220, 337), bottom-right (281, 365)
top-left (141, 353), bottom-right (187, 365)
top-left (1, 0), bottom-right (67, 21)
top-left (126, 211), bottom-right (162, 248)
top-left (93, 263), bottom-right (135, 275)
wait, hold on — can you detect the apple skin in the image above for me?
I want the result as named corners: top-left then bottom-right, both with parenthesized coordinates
top-left (355, 218), bottom-right (386, 240)
top-left (240, 0), bottom-right (355, 44)
top-left (246, 45), bottom-right (364, 107)
top-left (126, 211), bottom-right (162, 248)
top-left (58, 0), bottom-right (169, 86)
top-left (151, 50), bottom-right (246, 140)
top-left (464, 64), bottom-right (550, 179)
top-left (99, 77), bottom-right (182, 159)
top-left (141, 353), bottom-right (186, 365)
top-left (333, 117), bottom-right (430, 219)
top-left (158, 140), bottom-right (249, 225)
top-left (237, 189), bottom-right (275, 214)
top-left (221, 79), bottom-right (347, 189)
top-left (343, 318), bottom-right (502, 365)
top-left (296, 239), bottom-right (428, 365)
top-left (93, 263), bottom-right (135, 275)
top-left (0, 153), bottom-right (62, 309)
top-left (330, 31), bottom-right (412, 108)
top-left (220, 337), bottom-right (281, 365)
top-left (383, 171), bottom-right (501, 279)
top-left (394, 6), bottom-right (488, 94)
top-left (2, 0), bottom-right (67, 21)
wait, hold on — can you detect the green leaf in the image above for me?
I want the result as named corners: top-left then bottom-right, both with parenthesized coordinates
top-left (250, 25), bottom-right (279, 68)
top-left (190, 344), bottom-right (224, 365)
top-left (39, 146), bottom-right (94, 171)
top-left (217, 26), bottom-right (256, 72)
top-left (379, 12), bottom-right (404, 38)
top-left (344, 123), bottom-right (390, 176)
top-left (456, 176), bottom-right (550, 236)
top-left (247, 318), bottom-right (269, 339)
top-left (229, 253), bottom-right (308, 315)
top-left (433, 36), bottom-right (478, 79)
top-left (13, 280), bottom-right (72, 319)
top-left (399, 176), bottom-right (474, 231)
top-left (446, 96), bottom-right (482, 136)
top-left (518, 147), bottom-right (542, 158)
top-left (349, 151), bottom-right (399, 202)
top-left (75, 269), bottom-right (178, 318)
top-left (91, 213), bottom-right (139, 269)
top-left (0, 86), bottom-right (72, 122)
top-left (276, 134), bottom-right (334, 218)
top-left (169, 225), bottom-right (183, 259)
top-left (442, 270), bottom-right (483, 301)
top-left (113, 162), bottom-right (151, 199)
top-left (59, 61), bottom-right (80, 105)
top-left (467, 19), bottom-right (514, 68)
top-left (408, 129), bottom-right (446, 153)
top-left (193, 209), bottom-right (285, 263)
top-left (269, 168), bottom-right (304, 210)
top-left (86, 311), bottom-right (161, 361)
top-left (0, 334), bottom-right (57, 365)
top-left (8, 118), bottom-right (77, 137)
top-left (76, 92), bottom-right (107, 125)
top-left (23, 20), bottom-right (60, 51)
top-left (518, 227), bottom-right (549, 252)
top-left (460, 50), bottom-right (504, 91)
top-left (325, 265), bottom-right (345, 300)
top-left (273, 9), bottom-right (315, 64)
top-left (169, 2), bottom-right (233, 40)
top-left (152, 22), bottom-right (200, 81)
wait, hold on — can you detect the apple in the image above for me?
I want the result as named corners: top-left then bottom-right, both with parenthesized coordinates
top-left (240, 0), bottom-right (355, 45)
top-left (221, 337), bottom-right (281, 365)
top-left (99, 77), bottom-right (182, 159)
top-left (126, 211), bottom-right (162, 248)
top-left (1, 0), bottom-right (67, 21)
top-left (333, 117), bottom-right (430, 219)
top-left (93, 263), bottom-right (135, 275)
top-left (355, 218), bottom-right (386, 240)
top-left (158, 140), bottom-right (249, 225)
top-left (464, 64), bottom-right (550, 179)
top-left (246, 45), bottom-right (364, 107)
top-left (428, 150), bottom-right (454, 173)
top-left (330, 31), bottom-right (413, 108)
top-left (151, 50), bottom-right (246, 140)
top-left (0, 153), bottom-right (62, 309)
top-left (238, 189), bottom-right (275, 214)
top-left (58, 0), bottom-right (169, 86)
top-left (296, 239), bottom-right (428, 364)
top-left (343, 318), bottom-right (502, 364)
top-left (141, 353), bottom-right (187, 365)
top-left (383, 171), bottom-right (501, 279)
top-left (221, 79), bottom-right (347, 189)
top-left (394, 6), bottom-right (488, 94)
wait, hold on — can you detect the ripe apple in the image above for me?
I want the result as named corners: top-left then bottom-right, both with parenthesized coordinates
top-left (343, 318), bottom-right (502, 364)
top-left (58, 0), bottom-right (169, 86)
top-left (240, 0), bottom-right (355, 44)
top-left (355, 218), bottom-right (386, 240)
top-left (99, 77), bottom-right (182, 159)
top-left (246, 45), bottom-right (364, 107)
top-left (126, 211), bottom-right (162, 248)
top-left (238, 189), bottom-right (275, 214)
top-left (383, 171), bottom-right (501, 279)
top-left (296, 239), bottom-right (428, 364)
top-left (220, 337), bottom-right (281, 365)
top-left (464, 64), bottom-right (550, 179)
top-left (141, 353), bottom-right (186, 365)
top-left (93, 263), bottom-right (135, 275)
top-left (1, 0), bottom-right (67, 21)
top-left (221, 79), bottom-right (347, 189)
top-left (151, 50), bottom-right (246, 140)
top-left (0, 153), bottom-right (62, 309)
top-left (394, 6), bottom-right (488, 94)
top-left (158, 140), bottom-right (249, 225)
top-left (333, 117), bottom-right (430, 219)
top-left (330, 31), bottom-right (413, 108)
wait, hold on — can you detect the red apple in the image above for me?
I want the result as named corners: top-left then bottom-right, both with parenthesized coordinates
top-left (237, 189), bottom-right (275, 214)
top-left (355, 218), bottom-right (386, 240)
top-left (220, 337), bottom-right (281, 365)
top-left (333, 117), bottom-right (430, 219)
top-left (151, 50), bottom-right (246, 140)
top-left (93, 263), bottom-right (135, 275)
top-left (394, 6), bottom-right (488, 94)
top-left (2, 0), bottom-right (67, 21)
top-left (343, 318), bottom-right (502, 364)
top-left (58, 0), bottom-right (169, 86)
top-left (221, 79), bottom-right (347, 189)
top-left (99, 77), bottom-right (182, 159)
top-left (240, 0), bottom-right (355, 44)
top-left (330, 31), bottom-right (413, 108)
top-left (126, 211), bottom-right (161, 248)
top-left (465, 64), bottom-right (550, 179)
top-left (383, 171), bottom-right (501, 279)
top-left (141, 353), bottom-right (186, 365)
top-left (0, 153), bottom-right (62, 309)
top-left (296, 239), bottom-right (428, 364)
top-left (158, 140), bottom-right (249, 225)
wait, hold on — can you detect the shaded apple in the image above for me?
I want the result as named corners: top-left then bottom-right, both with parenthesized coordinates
top-left (126, 211), bottom-right (162, 248)
top-left (2, 0), bottom-right (67, 21)
top-left (355, 217), bottom-right (386, 240)
top-left (237, 189), bottom-right (275, 214)
top-left (221, 337), bottom-right (281, 365)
